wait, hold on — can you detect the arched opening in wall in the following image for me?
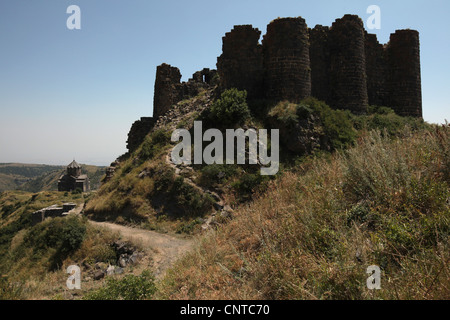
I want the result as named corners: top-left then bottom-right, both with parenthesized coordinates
top-left (203, 74), bottom-right (206, 83)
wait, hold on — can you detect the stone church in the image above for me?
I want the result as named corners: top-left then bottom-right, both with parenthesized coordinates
top-left (58, 160), bottom-right (90, 192)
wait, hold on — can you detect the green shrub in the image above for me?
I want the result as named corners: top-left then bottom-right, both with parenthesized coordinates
top-left (171, 177), bottom-right (214, 216)
top-left (300, 98), bottom-right (357, 150)
top-left (0, 212), bottom-right (32, 258)
top-left (232, 173), bottom-right (269, 202)
top-left (210, 88), bottom-right (250, 127)
top-left (83, 271), bottom-right (156, 300)
top-left (198, 164), bottom-right (237, 188)
top-left (176, 218), bottom-right (203, 234)
top-left (269, 98), bottom-right (357, 151)
top-left (368, 105), bottom-right (396, 115)
top-left (352, 106), bottom-right (428, 137)
top-left (346, 201), bottom-right (379, 229)
top-left (154, 167), bottom-right (175, 192)
top-left (72, 188), bottom-right (82, 195)
top-left (21, 216), bottom-right (87, 270)
top-left (139, 129), bottom-right (171, 161)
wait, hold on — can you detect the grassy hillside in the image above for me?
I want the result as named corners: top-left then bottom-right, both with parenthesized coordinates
top-left (158, 126), bottom-right (449, 300)
top-left (1, 88), bottom-right (447, 300)
top-left (85, 90), bottom-right (217, 234)
top-left (85, 91), bottom-right (429, 233)
top-left (0, 190), bottom-right (156, 300)
top-left (85, 89), bottom-right (447, 300)
top-left (0, 173), bottom-right (25, 192)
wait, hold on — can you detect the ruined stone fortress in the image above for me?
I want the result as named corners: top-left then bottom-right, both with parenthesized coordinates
top-left (127, 15), bottom-right (422, 152)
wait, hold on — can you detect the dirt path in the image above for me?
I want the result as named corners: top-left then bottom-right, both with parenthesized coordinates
top-left (88, 220), bottom-right (194, 279)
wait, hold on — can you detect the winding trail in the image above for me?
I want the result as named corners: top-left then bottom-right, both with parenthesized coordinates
top-left (88, 220), bottom-right (194, 279)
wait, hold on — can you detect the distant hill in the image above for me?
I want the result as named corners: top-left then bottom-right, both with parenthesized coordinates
top-left (0, 163), bottom-right (105, 192)
top-left (0, 164), bottom-right (62, 192)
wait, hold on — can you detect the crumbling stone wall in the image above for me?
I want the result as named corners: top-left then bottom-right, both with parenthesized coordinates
top-left (329, 15), bottom-right (369, 114)
top-left (31, 203), bottom-right (77, 225)
top-left (125, 64), bottom-right (217, 156)
top-left (217, 25), bottom-right (264, 99)
top-left (309, 25), bottom-right (331, 105)
top-left (153, 63), bottom-right (216, 119)
top-left (126, 117), bottom-right (156, 153)
top-left (263, 17), bottom-right (311, 102)
top-left (387, 30), bottom-right (422, 117)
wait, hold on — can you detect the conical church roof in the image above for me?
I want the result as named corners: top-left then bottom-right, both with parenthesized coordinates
top-left (67, 160), bottom-right (81, 169)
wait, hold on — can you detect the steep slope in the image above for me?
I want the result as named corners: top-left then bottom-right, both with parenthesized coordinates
top-left (85, 89), bottom-right (221, 234)
top-left (158, 126), bottom-right (449, 300)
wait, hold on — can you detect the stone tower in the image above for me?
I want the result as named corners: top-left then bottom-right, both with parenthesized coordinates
top-left (387, 30), bottom-right (422, 117)
top-left (67, 160), bottom-right (82, 177)
top-left (153, 63), bottom-right (183, 119)
top-left (217, 25), bottom-right (264, 99)
top-left (262, 17), bottom-right (311, 102)
top-left (329, 15), bottom-right (369, 114)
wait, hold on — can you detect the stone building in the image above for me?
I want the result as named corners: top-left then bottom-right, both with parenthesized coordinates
top-left (58, 160), bottom-right (90, 192)
top-left (263, 17), bottom-right (312, 103)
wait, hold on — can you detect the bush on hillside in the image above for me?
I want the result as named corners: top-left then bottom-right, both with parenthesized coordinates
top-left (269, 98), bottom-right (357, 152)
top-left (209, 88), bottom-right (251, 127)
top-left (20, 215), bottom-right (87, 271)
top-left (139, 129), bottom-right (171, 161)
top-left (83, 270), bottom-right (156, 300)
top-left (352, 105), bottom-right (427, 137)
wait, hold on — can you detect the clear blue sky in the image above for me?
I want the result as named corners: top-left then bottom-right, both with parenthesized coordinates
top-left (0, 0), bottom-right (449, 166)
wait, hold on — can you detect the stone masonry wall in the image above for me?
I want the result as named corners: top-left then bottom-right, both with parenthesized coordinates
top-left (387, 30), bottom-right (422, 117)
top-left (309, 25), bottom-right (331, 105)
top-left (365, 33), bottom-right (389, 107)
top-left (153, 63), bottom-right (216, 120)
top-left (263, 17), bottom-right (311, 103)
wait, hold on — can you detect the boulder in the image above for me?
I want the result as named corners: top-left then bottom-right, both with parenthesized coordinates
top-left (93, 270), bottom-right (105, 281)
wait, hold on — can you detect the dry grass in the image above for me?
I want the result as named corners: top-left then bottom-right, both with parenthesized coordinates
top-left (158, 125), bottom-right (450, 300)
